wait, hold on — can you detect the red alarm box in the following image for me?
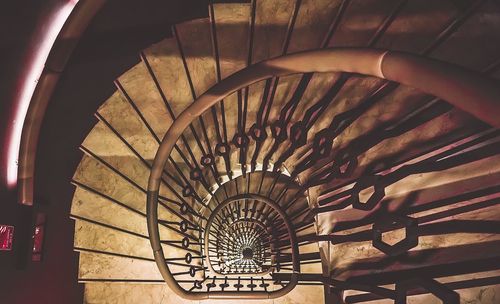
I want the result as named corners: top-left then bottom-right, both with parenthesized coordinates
top-left (32, 213), bottom-right (46, 261)
top-left (0, 225), bottom-right (14, 251)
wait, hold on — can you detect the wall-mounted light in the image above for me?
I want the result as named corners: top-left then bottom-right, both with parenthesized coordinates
top-left (6, 0), bottom-right (79, 188)
top-left (32, 213), bottom-right (47, 261)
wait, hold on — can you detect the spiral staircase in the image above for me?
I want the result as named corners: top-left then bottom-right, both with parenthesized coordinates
top-left (68, 0), bottom-right (500, 303)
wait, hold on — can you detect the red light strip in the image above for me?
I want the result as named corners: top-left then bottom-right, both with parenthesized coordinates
top-left (6, 0), bottom-right (79, 188)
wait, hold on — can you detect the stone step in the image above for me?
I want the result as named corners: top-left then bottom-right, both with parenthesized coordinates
top-left (84, 282), bottom-right (323, 304)
top-left (84, 283), bottom-right (168, 304)
top-left (211, 3), bottom-right (251, 79)
top-left (73, 154), bottom-right (147, 214)
top-left (85, 281), bottom-right (319, 304)
top-left (274, 284), bottom-right (325, 304)
top-left (72, 218), bottom-right (154, 260)
top-left (174, 18), bottom-right (217, 98)
top-left (97, 90), bottom-right (159, 161)
top-left (71, 185), bottom-right (149, 236)
top-left (81, 120), bottom-right (152, 190)
top-left (78, 252), bottom-right (163, 281)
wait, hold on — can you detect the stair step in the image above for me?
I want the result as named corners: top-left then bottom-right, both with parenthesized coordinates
top-left (428, 0), bottom-right (500, 70)
top-left (142, 38), bottom-right (194, 117)
top-left (174, 18), bottom-right (217, 97)
top-left (74, 152), bottom-right (186, 224)
top-left (287, 0), bottom-right (341, 53)
top-left (274, 284), bottom-right (325, 304)
top-left (78, 252), bottom-right (163, 281)
top-left (97, 91), bottom-right (158, 160)
top-left (252, 0), bottom-right (296, 62)
top-left (374, 0), bottom-right (460, 52)
top-left (201, 299), bottom-right (273, 304)
top-left (211, 3), bottom-right (251, 79)
top-left (116, 58), bottom-right (172, 140)
top-left (71, 186), bottom-right (148, 236)
top-left (299, 242), bottom-right (320, 255)
top-left (83, 283), bottom-right (168, 304)
top-left (73, 154), bottom-right (147, 214)
top-left (81, 120), bottom-right (151, 190)
top-left (72, 219), bottom-right (154, 260)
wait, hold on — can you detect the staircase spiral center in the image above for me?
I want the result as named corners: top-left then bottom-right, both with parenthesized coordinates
top-left (242, 247), bottom-right (254, 259)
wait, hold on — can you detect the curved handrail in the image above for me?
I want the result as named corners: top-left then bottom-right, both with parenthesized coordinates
top-left (147, 47), bottom-right (500, 299)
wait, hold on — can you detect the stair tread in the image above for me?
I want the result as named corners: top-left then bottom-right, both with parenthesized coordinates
top-left (252, 0), bottom-right (296, 62)
top-left (174, 18), bottom-right (217, 98)
top-left (97, 91), bottom-right (158, 160)
top-left (116, 61), bottom-right (173, 140)
top-left (78, 252), bottom-right (163, 280)
top-left (287, 0), bottom-right (341, 53)
top-left (73, 154), bottom-right (147, 214)
top-left (73, 219), bottom-right (154, 260)
top-left (142, 38), bottom-right (194, 117)
top-left (212, 3), bottom-right (251, 79)
top-left (428, 0), bottom-right (500, 71)
top-left (273, 284), bottom-right (325, 304)
top-left (81, 120), bottom-right (151, 190)
top-left (71, 186), bottom-right (148, 236)
top-left (372, 0), bottom-right (460, 52)
top-left (84, 283), bottom-right (168, 304)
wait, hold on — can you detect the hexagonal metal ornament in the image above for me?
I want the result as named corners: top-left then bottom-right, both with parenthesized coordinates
top-left (351, 175), bottom-right (385, 210)
top-left (372, 214), bottom-right (418, 256)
